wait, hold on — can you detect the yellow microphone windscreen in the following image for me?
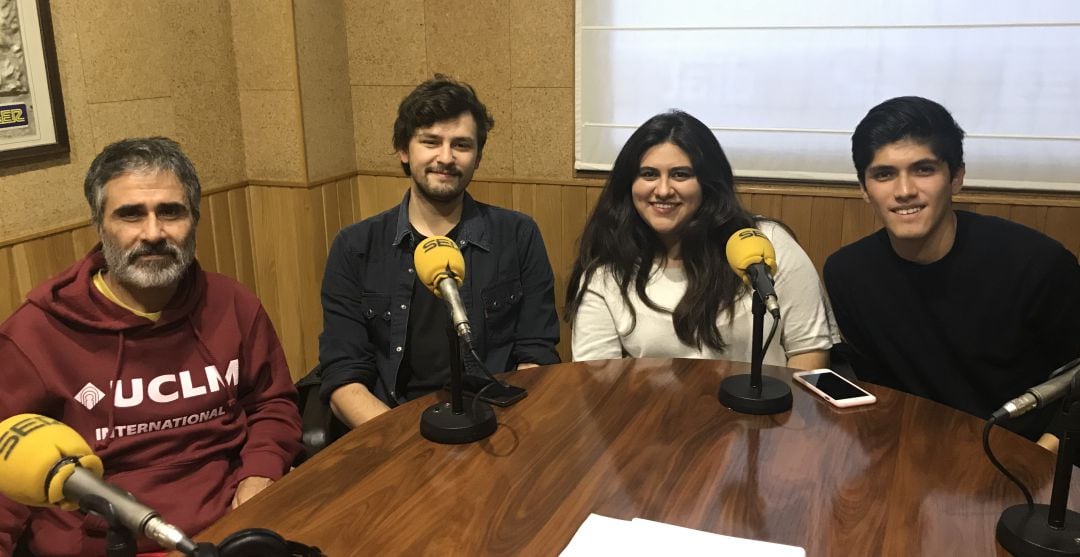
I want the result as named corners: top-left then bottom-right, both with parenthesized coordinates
top-left (0, 414), bottom-right (104, 510)
top-left (725, 228), bottom-right (778, 284)
top-left (413, 236), bottom-right (465, 297)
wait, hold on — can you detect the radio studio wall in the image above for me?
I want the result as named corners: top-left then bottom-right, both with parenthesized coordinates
top-left (2, 173), bottom-right (1078, 383)
top-left (1, 1), bottom-right (1078, 382)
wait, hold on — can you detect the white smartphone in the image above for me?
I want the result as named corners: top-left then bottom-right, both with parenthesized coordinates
top-left (792, 368), bottom-right (877, 408)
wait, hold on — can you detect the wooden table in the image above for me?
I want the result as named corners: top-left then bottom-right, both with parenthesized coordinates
top-left (194, 358), bottom-right (1073, 555)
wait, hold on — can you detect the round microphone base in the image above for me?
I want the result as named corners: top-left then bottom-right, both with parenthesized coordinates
top-left (420, 401), bottom-right (497, 444)
top-left (997, 504), bottom-right (1080, 556)
top-left (718, 374), bottom-right (793, 415)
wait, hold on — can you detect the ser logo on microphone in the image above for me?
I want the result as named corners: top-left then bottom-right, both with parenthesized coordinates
top-left (419, 237), bottom-right (458, 253)
top-left (0, 415), bottom-right (60, 461)
top-left (737, 229), bottom-right (767, 241)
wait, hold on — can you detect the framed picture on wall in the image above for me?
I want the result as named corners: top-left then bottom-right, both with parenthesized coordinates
top-left (0, 0), bottom-right (68, 164)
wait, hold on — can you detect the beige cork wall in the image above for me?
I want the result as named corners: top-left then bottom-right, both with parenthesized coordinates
top-left (0, 0), bottom-right (580, 242)
top-left (1, 0), bottom-right (1077, 373)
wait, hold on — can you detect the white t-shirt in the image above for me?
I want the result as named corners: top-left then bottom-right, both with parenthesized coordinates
top-left (571, 221), bottom-right (833, 366)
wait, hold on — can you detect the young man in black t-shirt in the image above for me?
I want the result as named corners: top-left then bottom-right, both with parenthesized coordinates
top-left (824, 96), bottom-right (1080, 446)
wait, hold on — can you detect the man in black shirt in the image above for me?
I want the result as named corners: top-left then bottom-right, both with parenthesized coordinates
top-left (318, 76), bottom-right (560, 428)
top-left (824, 96), bottom-right (1080, 446)
top-left (394, 222), bottom-right (462, 401)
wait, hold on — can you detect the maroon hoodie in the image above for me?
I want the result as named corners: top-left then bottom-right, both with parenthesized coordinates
top-left (0, 248), bottom-right (302, 556)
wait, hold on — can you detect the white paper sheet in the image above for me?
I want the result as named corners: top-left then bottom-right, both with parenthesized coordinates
top-left (561, 513), bottom-right (806, 556)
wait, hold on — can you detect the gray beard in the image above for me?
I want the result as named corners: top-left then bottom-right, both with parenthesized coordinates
top-left (101, 232), bottom-right (196, 289)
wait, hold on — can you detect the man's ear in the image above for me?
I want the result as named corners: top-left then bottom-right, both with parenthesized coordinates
top-left (950, 165), bottom-right (966, 195)
top-left (398, 150), bottom-right (409, 165)
top-left (860, 182), bottom-right (870, 204)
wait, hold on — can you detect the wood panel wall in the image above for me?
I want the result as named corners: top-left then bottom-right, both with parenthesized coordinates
top-left (737, 186), bottom-right (1080, 275)
top-left (3, 177), bottom-right (1079, 379)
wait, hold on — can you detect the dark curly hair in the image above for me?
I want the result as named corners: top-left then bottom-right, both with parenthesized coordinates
top-left (392, 74), bottom-right (494, 176)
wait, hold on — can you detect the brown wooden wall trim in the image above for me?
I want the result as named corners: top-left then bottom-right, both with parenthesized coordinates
top-left (3, 174), bottom-right (1078, 378)
top-left (363, 168), bottom-right (1080, 208)
top-left (0, 179), bottom-right (250, 248)
top-left (0, 218), bottom-right (94, 249)
top-left (736, 183), bottom-right (1080, 207)
top-left (10, 175), bottom-right (1071, 250)
top-left (357, 169), bottom-right (608, 189)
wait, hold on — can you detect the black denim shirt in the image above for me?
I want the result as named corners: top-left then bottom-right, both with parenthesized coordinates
top-left (318, 191), bottom-right (560, 406)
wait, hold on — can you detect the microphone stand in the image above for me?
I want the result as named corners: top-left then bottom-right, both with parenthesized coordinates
top-left (81, 495), bottom-right (215, 557)
top-left (420, 325), bottom-right (497, 444)
top-left (997, 383), bottom-right (1080, 556)
top-left (718, 291), bottom-right (792, 415)
top-left (79, 495), bottom-right (136, 557)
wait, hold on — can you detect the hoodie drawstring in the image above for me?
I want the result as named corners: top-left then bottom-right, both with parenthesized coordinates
top-left (95, 331), bottom-right (125, 452)
top-left (188, 317), bottom-right (238, 409)
top-left (94, 316), bottom-right (237, 451)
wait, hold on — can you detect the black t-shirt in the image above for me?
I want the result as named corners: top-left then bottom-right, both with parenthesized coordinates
top-left (396, 225), bottom-right (461, 401)
top-left (824, 211), bottom-right (1080, 439)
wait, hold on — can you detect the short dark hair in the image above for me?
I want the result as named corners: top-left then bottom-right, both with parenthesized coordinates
top-left (392, 74), bottom-right (494, 176)
top-left (851, 96), bottom-right (966, 187)
top-left (84, 137), bottom-right (201, 227)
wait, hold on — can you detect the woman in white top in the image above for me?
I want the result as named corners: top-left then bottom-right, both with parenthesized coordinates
top-left (565, 111), bottom-right (831, 369)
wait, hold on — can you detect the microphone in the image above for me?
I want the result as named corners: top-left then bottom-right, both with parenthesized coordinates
top-left (414, 235), bottom-right (473, 345)
top-left (993, 356), bottom-right (1080, 420)
top-left (0, 414), bottom-right (197, 554)
top-left (412, 237), bottom-right (498, 444)
top-left (725, 228), bottom-right (780, 317)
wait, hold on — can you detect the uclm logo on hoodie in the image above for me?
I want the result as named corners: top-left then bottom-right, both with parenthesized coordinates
top-left (74, 359), bottom-right (239, 411)
top-left (76, 383), bottom-right (107, 410)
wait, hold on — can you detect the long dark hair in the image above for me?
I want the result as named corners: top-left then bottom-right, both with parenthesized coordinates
top-left (565, 110), bottom-right (756, 351)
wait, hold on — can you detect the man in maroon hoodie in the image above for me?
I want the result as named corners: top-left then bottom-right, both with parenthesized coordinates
top-left (0, 137), bottom-right (303, 556)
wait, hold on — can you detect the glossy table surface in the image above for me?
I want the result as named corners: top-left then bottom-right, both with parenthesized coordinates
top-left (192, 358), bottom-right (1073, 556)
